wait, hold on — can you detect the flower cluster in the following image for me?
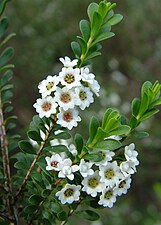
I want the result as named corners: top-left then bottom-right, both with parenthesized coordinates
top-left (45, 142), bottom-right (139, 208)
top-left (33, 56), bottom-right (100, 130)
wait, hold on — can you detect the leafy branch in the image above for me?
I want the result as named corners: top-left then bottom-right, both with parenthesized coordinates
top-left (71, 0), bottom-right (123, 67)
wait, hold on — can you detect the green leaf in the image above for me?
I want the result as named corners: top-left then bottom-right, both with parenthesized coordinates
top-left (1, 90), bottom-right (13, 101)
top-left (0, 70), bottom-right (13, 86)
top-left (83, 153), bottom-right (103, 162)
top-left (141, 108), bottom-right (159, 121)
top-left (1, 84), bottom-right (13, 91)
top-left (54, 131), bottom-right (71, 140)
top-left (57, 211), bottom-right (68, 221)
top-left (19, 140), bottom-right (36, 154)
top-left (87, 2), bottom-right (99, 22)
top-left (102, 108), bottom-right (118, 130)
top-left (74, 133), bottom-right (84, 155)
top-left (27, 130), bottom-right (43, 142)
top-left (107, 14), bottom-right (123, 26)
top-left (94, 139), bottom-right (122, 151)
top-left (0, 47), bottom-right (14, 67)
top-left (92, 32), bottom-right (115, 46)
top-left (29, 194), bottom-right (44, 205)
top-left (24, 205), bottom-right (37, 214)
top-left (150, 97), bottom-right (161, 108)
top-left (131, 98), bottom-right (141, 117)
top-left (0, 17), bottom-right (8, 38)
top-left (77, 36), bottom-right (87, 54)
top-left (108, 125), bottom-right (131, 136)
top-left (0, 33), bottom-right (16, 48)
top-left (71, 41), bottom-right (81, 58)
top-left (44, 145), bottom-right (68, 153)
top-left (79, 19), bottom-right (91, 42)
top-left (91, 12), bottom-right (102, 36)
top-left (41, 189), bottom-right (51, 198)
top-left (88, 116), bottom-right (100, 143)
top-left (129, 115), bottom-right (138, 129)
top-left (4, 105), bottom-right (13, 113)
top-left (130, 131), bottom-right (149, 139)
top-left (14, 161), bottom-right (28, 170)
top-left (0, 0), bottom-right (10, 17)
top-left (86, 51), bottom-right (101, 61)
top-left (76, 210), bottom-right (100, 221)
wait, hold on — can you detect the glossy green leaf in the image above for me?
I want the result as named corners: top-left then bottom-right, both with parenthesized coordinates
top-left (0, 47), bottom-right (14, 67)
top-left (54, 131), bottom-right (71, 140)
top-left (77, 36), bottom-right (87, 54)
top-left (71, 41), bottom-right (81, 58)
top-left (107, 14), bottom-right (123, 26)
top-left (57, 211), bottom-right (68, 221)
top-left (76, 210), bottom-right (100, 221)
top-left (44, 145), bottom-right (68, 153)
top-left (79, 19), bottom-right (91, 42)
top-left (92, 31), bottom-right (115, 46)
top-left (108, 125), bottom-right (131, 136)
top-left (74, 133), bottom-right (84, 155)
top-left (0, 17), bottom-right (8, 37)
top-left (87, 2), bottom-right (99, 22)
top-left (86, 51), bottom-right (101, 60)
top-left (0, 0), bottom-right (10, 17)
top-left (19, 140), bottom-right (36, 154)
top-left (0, 33), bottom-right (16, 48)
top-left (141, 108), bottom-right (159, 121)
top-left (27, 130), bottom-right (43, 142)
top-left (0, 69), bottom-right (13, 86)
top-left (88, 116), bottom-right (100, 143)
top-left (94, 139), bottom-right (122, 151)
top-left (83, 153), bottom-right (103, 162)
top-left (130, 131), bottom-right (149, 139)
top-left (29, 194), bottom-right (44, 205)
top-left (131, 98), bottom-right (140, 117)
top-left (91, 12), bottom-right (102, 36)
top-left (1, 83), bottom-right (13, 91)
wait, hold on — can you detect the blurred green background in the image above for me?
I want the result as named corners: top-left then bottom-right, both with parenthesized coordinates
top-left (5, 0), bottom-right (161, 224)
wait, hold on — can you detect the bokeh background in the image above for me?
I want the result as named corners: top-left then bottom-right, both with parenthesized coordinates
top-left (5, 0), bottom-right (161, 224)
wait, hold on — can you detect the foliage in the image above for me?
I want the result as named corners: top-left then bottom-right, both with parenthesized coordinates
top-left (0, 1), bottom-right (161, 225)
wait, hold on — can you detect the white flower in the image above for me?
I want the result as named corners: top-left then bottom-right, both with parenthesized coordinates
top-left (88, 79), bottom-right (100, 96)
top-left (75, 86), bottom-right (94, 110)
top-left (82, 171), bottom-right (105, 197)
top-left (113, 176), bottom-right (132, 196)
top-left (38, 75), bottom-right (59, 98)
top-left (79, 159), bottom-right (94, 178)
top-left (33, 96), bottom-right (57, 118)
top-left (98, 188), bottom-right (117, 208)
top-left (93, 150), bottom-right (115, 166)
top-left (58, 158), bottom-right (79, 180)
top-left (80, 67), bottom-right (95, 84)
top-left (57, 108), bottom-right (81, 130)
top-left (120, 160), bottom-right (138, 177)
top-left (59, 67), bottom-right (81, 89)
top-left (54, 87), bottom-right (76, 110)
top-left (99, 161), bottom-right (123, 188)
top-left (56, 183), bottom-right (81, 204)
top-left (124, 143), bottom-right (139, 163)
top-left (45, 154), bottom-right (63, 171)
top-left (68, 144), bottom-right (78, 156)
top-left (59, 56), bottom-right (78, 68)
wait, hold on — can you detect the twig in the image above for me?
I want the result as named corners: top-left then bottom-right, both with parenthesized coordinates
top-left (0, 95), bottom-right (18, 223)
top-left (13, 120), bottom-right (56, 204)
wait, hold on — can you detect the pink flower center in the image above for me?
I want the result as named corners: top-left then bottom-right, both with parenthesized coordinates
top-left (51, 161), bottom-right (58, 168)
top-left (63, 112), bottom-right (73, 122)
top-left (60, 93), bottom-right (71, 103)
top-left (42, 102), bottom-right (52, 111)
